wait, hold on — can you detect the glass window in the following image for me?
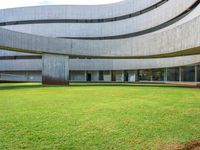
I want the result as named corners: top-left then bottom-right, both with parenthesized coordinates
top-left (167, 67), bottom-right (179, 81)
top-left (138, 70), bottom-right (152, 81)
top-left (152, 69), bottom-right (164, 81)
top-left (104, 71), bottom-right (110, 75)
top-left (181, 66), bottom-right (195, 82)
top-left (124, 71), bottom-right (128, 81)
top-left (99, 71), bottom-right (104, 81)
top-left (197, 65), bottom-right (200, 82)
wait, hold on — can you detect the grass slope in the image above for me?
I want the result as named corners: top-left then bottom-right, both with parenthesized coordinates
top-left (0, 83), bottom-right (200, 150)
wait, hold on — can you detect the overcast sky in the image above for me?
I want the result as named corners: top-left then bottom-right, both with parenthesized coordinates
top-left (0, 0), bottom-right (122, 9)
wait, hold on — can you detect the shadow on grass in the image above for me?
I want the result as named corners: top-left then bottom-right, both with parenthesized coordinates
top-left (0, 82), bottom-right (195, 90)
top-left (0, 83), bottom-right (66, 90)
top-left (70, 83), bottom-right (194, 89)
top-left (0, 84), bottom-right (39, 90)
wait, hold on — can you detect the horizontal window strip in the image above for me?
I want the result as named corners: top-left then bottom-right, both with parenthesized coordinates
top-left (59, 0), bottom-right (200, 40)
top-left (0, 55), bottom-right (42, 60)
top-left (0, 0), bottom-right (168, 26)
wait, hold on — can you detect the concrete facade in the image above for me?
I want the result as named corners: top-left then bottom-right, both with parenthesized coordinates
top-left (0, 0), bottom-right (200, 85)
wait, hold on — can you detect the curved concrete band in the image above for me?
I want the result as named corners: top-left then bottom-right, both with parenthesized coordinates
top-left (0, 16), bottom-right (200, 58)
top-left (0, 55), bottom-right (200, 71)
top-left (1, 0), bottom-right (195, 38)
top-left (0, 0), bottom-right (162, 21)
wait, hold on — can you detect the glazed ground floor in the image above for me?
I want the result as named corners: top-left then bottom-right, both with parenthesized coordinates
top-left (0, 65), bottom-right (200, 83)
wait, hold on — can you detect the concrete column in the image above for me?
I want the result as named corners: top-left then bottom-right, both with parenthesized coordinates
top-left (121, 70), bottom-right (124, 82)
top-left (84, 71), bottom-right (87, 81)
top-left (96, 71), bottom-right (99, 82)
top-left (42, 54), bottom-right (69, 85)
top-left (85, 71), bottom-right (88, 82)
top-left (179, 67), bottom-right (182, 82)
top-left (150, 76), bottom-right (153, 82)
top-left (127, 71), bottom-right (136, 82)
top-left (103, 71), bottom-right (111, 82)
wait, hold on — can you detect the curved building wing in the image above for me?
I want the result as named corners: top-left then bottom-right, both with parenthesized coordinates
top-left (0, 0), bottom-right (200, 85)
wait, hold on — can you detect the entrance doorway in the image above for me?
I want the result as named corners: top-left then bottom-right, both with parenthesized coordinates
top-left (87, 73), bottom-right (92, 81)
top-left (124, 71), bottom-right (128, 81)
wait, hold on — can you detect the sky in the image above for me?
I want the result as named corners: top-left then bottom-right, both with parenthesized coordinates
top-left (0, 0), bottom-right (122, 9)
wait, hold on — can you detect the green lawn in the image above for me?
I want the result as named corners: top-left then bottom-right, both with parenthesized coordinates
top-left (0, 83), bottom-right (199, 150)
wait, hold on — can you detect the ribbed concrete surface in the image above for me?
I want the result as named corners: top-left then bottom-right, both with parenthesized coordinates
top-left (0, 0), bottom-right (200, 84)
top-left (0, 55), bottom-right (200, 71)
top-left (1, 0), bottom-right (195, 37)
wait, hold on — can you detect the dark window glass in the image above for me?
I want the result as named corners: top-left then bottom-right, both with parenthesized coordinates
top-left (104, 71), bottom-right (110, 75)
top-left (138, 70), bottom-right (152, 81)
top-left (197, 65), bottom-right (200, 82)
top-left (86, 73), bottom-right (91, 82)
top-left (152, 69), bottom-right (164, 81)
top-left (124, 71), bottom-right (128, 82)
top-left (99, 71), bottom-right (104, 81)
top-left (181, 66), bottom-right (195, 82)
top-left (167, 67), bottom-right (179, 81)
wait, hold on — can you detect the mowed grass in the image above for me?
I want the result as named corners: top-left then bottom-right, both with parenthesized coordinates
top-left (0, 83), bottom-right (200, 150)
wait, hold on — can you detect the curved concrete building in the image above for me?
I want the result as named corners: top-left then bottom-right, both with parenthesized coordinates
top-left (0, 0), bottom-right (200, 85)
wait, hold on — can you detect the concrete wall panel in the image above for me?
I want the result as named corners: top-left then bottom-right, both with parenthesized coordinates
top-left (1, 55), bottom-right (200, 72)
top-left (0, 12), bottom-right (200, 58)
top-left (0, 0), bottom-right (161, 21)
top-left (42, 54), bottom-right (69, 85)
top-left (1, 0), bottom-right (195, 38)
